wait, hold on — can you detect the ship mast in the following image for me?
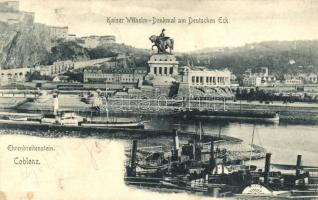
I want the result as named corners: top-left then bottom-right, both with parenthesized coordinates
top-left (105, 78), bottom-right (109, 121)
top-left (214, 126), bottom-right (222, 174)
top-left (199, 121), bottom-right (202, 141)
top-left (249, 124), bottom-right (256, 169)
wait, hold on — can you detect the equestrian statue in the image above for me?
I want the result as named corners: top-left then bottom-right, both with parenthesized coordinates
top-left (149, 28), bottom-right (174, 54)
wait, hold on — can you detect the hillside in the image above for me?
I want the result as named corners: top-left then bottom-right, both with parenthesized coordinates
top-left (186, 40), bottom-right (318, 79)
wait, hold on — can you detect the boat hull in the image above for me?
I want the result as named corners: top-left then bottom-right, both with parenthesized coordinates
top-left (182, 110), bottom-right (280, 123)
top-left (81, 122), bottom-right (145, 129)
top-left (0, 119), bottom-right (144, 129)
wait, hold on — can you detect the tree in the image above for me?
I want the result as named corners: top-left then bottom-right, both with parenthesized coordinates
top-left (88, 47), bottom-right (118, 59)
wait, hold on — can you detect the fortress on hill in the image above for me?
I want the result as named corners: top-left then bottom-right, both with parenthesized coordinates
top-left (0, 1), bottom-right (116, 47)
top-left (0, 1), bottom-right (34, 25)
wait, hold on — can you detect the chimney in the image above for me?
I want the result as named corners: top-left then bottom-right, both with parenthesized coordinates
top-left (172, 129), bottom-right (179, 161)
top-left (296, 155), bottom-right (302, 177)
top-left (264, 153), bottom-right (271, 185)
top-left (130, 140), bottom-right (138, 177)
top-left (53, 93), bottom-right (59, 115)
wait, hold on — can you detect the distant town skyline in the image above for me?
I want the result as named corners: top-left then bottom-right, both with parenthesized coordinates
top-left (20, 0), bottom-right (318, 52)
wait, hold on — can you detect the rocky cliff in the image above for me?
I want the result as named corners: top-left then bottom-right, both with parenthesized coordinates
top-left (0, 21), bottom-right (55, 69)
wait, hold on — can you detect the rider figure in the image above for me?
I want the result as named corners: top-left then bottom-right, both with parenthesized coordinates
top-left (160, 28), bottom-right (166, 38)
top-left (158, 28), bottom-right (167, 52)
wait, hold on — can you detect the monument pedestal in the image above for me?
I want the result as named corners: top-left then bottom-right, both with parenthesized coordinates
top-left (145, 54), bottom-right (179, 86)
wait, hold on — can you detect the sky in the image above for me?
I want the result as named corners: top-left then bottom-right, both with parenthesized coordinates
top-left (18, 0), bottom-right (318, 52)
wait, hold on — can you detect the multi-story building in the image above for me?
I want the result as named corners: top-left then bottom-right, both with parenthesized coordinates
top-left (284, 79), bottom-right (303, 85)
top-left (298, 73), bottom-right (318, 84)
top-left (243, 76), bottom-right (262, 87)
top-left (283, 75), bottom-right (303, 85)
top-left (307, 73), bottom-right (318, 83)
top-left (99, 35), bottom-right (116, 45)
top-left (35, 60), bottom-right (74, 76)
top-left (67, 34), bottom-right (77, 41)
top-left (50, 60), bottom-right (74, 75)
top-left (48, 26), bottom-right (69, 39)
top-left (0, 67), bottom-right (31, 83)
top-left (78, 35), bottom-right (116, 48)
top-left (83, 68), bottom-right (146, 84)
top-left (243, 67), bottom-right (276, 86)
top-left (0, 1), bottom-right (19, 12)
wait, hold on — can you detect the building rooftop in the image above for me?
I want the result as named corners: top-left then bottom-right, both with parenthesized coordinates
top-left (184, 66), bottom-right (231, 73)
top-left (85, 68), bottom-right (146, 74)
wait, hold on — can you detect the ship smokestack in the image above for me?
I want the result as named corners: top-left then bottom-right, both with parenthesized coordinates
top-left (172, 129), bottom-right (179, 161)
top-left (296, 155), bottom-right (302, 177)
top-left (130, 140), bottom-right (138, 177)
top-left (264, 153), bottom-right (271, 185)
top-left (222, 155), bottom-right (226, 174)
top-left (53, 93), bottom-right (59, 115)
top-left (193, 140), bottom-right (196, 160)
top-left (209, 141), bottom-right (215, 172)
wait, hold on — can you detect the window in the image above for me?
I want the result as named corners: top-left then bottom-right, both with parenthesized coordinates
top-left (170, 68), bottom-right (173, 74)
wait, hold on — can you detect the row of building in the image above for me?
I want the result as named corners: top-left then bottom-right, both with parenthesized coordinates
top-left (0, 57), bottom-right (114, 83)
top-left (83, 68), bottom-right (146, 84)
top-left (242, 67), bottom-right (318, 86)
top-left (76, 35), bottom-right (116, 48)
top-left (0, 61), bottom-right (74, 83)
top-left (1, 57), bottom-right (317, 90)
top-left (0, 67), bottom-right (30, 82)
top-left (33, 25), bottom-right (116, 47)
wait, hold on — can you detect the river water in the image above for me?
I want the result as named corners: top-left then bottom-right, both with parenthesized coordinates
top-left (141, 115), bottom-right (318, 166)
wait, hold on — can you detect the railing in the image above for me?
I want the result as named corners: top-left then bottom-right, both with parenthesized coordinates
top-left (102, 96), bottom-right (230, 112)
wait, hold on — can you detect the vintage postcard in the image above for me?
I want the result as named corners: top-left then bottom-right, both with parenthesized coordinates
top-left (0, 0), bottom-right (318, 199)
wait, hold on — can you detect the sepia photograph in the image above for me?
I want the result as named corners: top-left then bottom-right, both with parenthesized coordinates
top-left (0, 0), bottom-right (318, 199)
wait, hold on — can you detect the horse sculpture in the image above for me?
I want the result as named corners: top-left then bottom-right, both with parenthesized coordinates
top-left (149, 35), bottom-right (174, 54)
